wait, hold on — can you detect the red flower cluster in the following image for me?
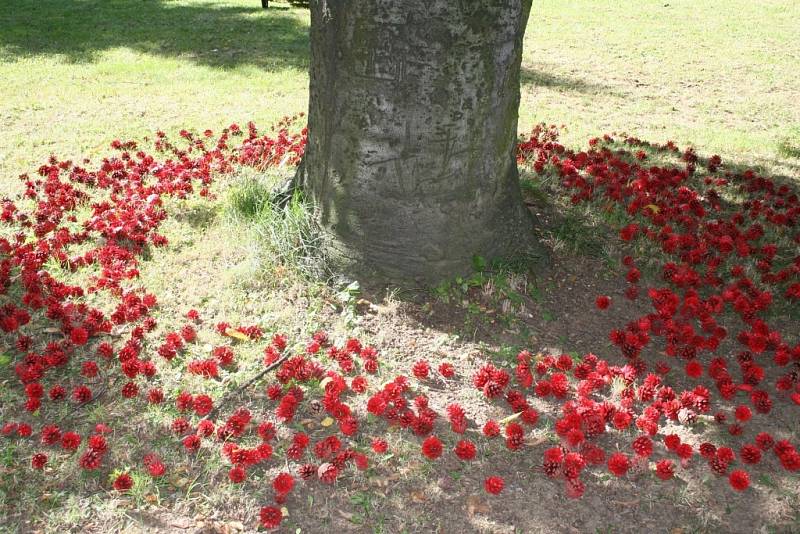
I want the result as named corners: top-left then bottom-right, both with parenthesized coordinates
top-left (3, 119), bottom-right (799, 529)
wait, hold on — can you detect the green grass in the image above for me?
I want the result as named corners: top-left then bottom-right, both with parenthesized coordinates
top-left (0, 0), bottom-right (309, 193)
top-left (522, 1), bottom-right (800, 173)
top-left (2, 0), bottom-right (799, 196)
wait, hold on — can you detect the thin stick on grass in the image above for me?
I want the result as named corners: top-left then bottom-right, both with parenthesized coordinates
top-left (206, 351), bottom-right (292, 420)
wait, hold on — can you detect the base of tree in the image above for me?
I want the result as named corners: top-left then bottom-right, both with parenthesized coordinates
top-left (286, 160), bottom-right (550, 286)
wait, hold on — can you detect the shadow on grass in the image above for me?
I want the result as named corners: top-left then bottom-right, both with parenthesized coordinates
top-left (0, 0), bottom-right (309, 71)
top-left (521, 65), bottom-right (619, 95)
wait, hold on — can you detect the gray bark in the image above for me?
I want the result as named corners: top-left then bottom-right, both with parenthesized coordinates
top-left (304, 0), bottom-right (539, 284)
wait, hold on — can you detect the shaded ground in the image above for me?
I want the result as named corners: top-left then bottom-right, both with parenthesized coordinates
top-left (3, 161), bottom-right (797, 533)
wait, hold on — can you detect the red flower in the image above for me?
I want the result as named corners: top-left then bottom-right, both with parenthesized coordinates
top-left (147, 388), bottom-right (164, 404)
top-left (438, 363), bottom-right (455, 378)
top-left (482, 420), bottom-right (500, 437)
top-left (145, 458), bottom-right (166, 477)
top-left (421, 436), bottom-right (443, 460)
top-left (371, 438), bottom-right (388, 454)
top-left (632, 436), bottom-right (653, 458)
top-left (607, 453), bottom-right (630, 477)
top-left (317, 462), bottom-right (338, 483)
top-left (273, 472), bottom-right (294, 495)
top-left (70, 327), bottom-right (89, 345)
top-left (755, 432), bottom-right (774, 450)
top-left (259, 506), bottom-right (283, 529)
top-left (113, 473), bottom-right (134, 491)
top-left (41, 425), bottom-right (61, 445)
top-left (676, 443), bottom-right (694, 460)
top-left (193, 394), bottom-right (213, 416)
top-left (565, 428), bottom-right (584, 448)
top-left (72, 385), bottom-right (92, 403)
top-left (454, 440), bottom-right (476, 461)
top-left (61, 432), bottom-right (81, 451)
top-left (228, 466), bottom-right (246, 483)
top-left (655, 459), bottom-right (675, 480)
top-left (595, 295), bottom-right (611, 310)
top-left (182, 435), bottom-right (201, 452)
top-left (684, 361), bottom-right (703, 378)
top-left (81, 361), bottom-right (99, 378)
top-left (664, 434), bottom-right (681, 451)
top-left (740, 444), bottom-right (762, 464)
top-left (484, 476), bottom-right (505, 495)
top-left (258, 422), bottom-right (276, 441)
top-left (197, 419), bottom-right (215, 437)
top-left (363, 358), bottom-right (378, 374)
top-left (728, 470), bottom-right (750, 491)
top-left (619, 223), bottom-right (639, 241)
top-left (412, 360), bottom-right (429, 379)
top-left (31, 452), bottom-right (48, 469)
top-left (121, 381), bottom-right (138, 398)
top-left (79, 449), bottom-right (103, 470)
top-left (521, 407), bottom-right (539, 426)
top-left (734, 405), bottom-right (751, 422)
top-left (350, 375), bottom-right (367, 393)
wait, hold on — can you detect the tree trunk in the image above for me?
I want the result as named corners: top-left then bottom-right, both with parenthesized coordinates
top-left (304, 0), bottom-right (539, 284)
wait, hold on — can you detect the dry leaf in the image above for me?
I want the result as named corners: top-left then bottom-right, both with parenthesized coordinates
top-left (528, 435), bottom-right (549, 447)
top-left (499, 411), bottom-right (523, 425)
top-left (338, 510), bottom-right (355, 521)
top-left (224, 328), bottom-right (249, 341)
top-left (466, 495), bottom-right (490, 516)
top-left (410, 489), bottom-right (426, 503)
top-left (321, 417), bottom-right (335, 427)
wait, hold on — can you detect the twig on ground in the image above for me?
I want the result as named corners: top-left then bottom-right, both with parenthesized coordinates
top-left (207, 351), bottom-right (292, 420)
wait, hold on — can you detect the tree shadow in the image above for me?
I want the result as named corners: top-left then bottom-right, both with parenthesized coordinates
top-left (0, 0), bottom-right (309, 71)
top-left (520, 65), bottom-right (620, 95)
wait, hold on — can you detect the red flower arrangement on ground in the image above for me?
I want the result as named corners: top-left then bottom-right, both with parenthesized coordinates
top-left (1, 118), bottom-right (798, 529)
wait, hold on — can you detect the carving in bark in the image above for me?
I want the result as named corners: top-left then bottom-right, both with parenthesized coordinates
top-left (303, 0), bottom-right (541, 283)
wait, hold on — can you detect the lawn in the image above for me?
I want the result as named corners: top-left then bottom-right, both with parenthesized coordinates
top-left (2, 0), bottom-right (799, 190)
top-left (1, 1), bottom-right (799, 533)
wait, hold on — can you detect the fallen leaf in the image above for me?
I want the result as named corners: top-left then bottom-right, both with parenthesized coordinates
top-left (224, 328), bottom-right (249, 341)
top-left (499, 412), bottom-right (523, 425)
top-left (466, 495), bottom-right (490, 516)
top-left (410, 489), bottom-right (426, 503)
top-left (337, 510), bottom-right (355, 521)
top-left (528, 435), bottom-right (549, 447)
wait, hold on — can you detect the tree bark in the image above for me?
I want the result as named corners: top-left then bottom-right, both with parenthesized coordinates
top-left (304, 0), bottom-right (539, 284)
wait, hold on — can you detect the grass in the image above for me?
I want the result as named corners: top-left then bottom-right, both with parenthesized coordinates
top-left (522, 0), bottom-right (800, 174)
top-left (0, 0), bottom-right (309, 194)
top-left (2, 0), bottom-right (799, 195)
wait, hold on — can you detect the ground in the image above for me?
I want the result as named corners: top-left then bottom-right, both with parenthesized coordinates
top-left (1, 1), bottom-right (800, 533)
